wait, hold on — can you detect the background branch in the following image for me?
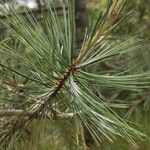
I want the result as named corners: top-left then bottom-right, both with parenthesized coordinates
top-left (0, 6), bottom-right (65, 19)
top-left (0, 109), bottom-right (74, 119)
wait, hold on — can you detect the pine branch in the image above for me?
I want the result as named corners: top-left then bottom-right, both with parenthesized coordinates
top-left (0, 109), bottom-right (74, 118)
top-left (0, 109), bottom-right (33, 117)
top-left (0, 61), bottom-right (78, 141)
top-left (0, 0), bottom-right (148, 146)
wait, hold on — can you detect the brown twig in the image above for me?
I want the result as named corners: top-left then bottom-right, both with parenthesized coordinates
top-left (0, 109), bottom-right (33, 117)
top-left (0, 109), bottom-right (74, 118)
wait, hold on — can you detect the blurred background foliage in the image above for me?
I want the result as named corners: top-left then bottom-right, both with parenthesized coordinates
top-left (0, 0), bottom-right (150, 149)
top-left (87, 0), bottom-right (150, 40)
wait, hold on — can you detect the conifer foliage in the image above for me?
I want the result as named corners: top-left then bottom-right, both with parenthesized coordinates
top-left (0, 0), bottom-right (149, 149)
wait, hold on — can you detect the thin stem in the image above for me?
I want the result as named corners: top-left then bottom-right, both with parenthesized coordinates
top-left (0, 109), bottom-right (74, 118)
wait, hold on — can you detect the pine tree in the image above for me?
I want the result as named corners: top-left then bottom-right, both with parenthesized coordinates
top-left (0, 0), bottom-right (149, 149)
